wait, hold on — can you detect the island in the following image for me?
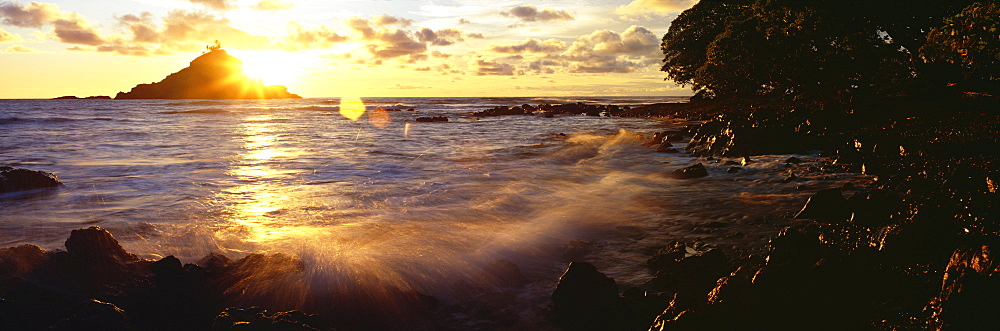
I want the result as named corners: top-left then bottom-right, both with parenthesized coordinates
top-left (115, 43), bottom-right (300, 99)
top-left (52, 95), bottom-right (112, 100)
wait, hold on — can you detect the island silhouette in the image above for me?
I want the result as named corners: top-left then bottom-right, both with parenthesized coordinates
top-left (115, 42), bottom-right (300, 99)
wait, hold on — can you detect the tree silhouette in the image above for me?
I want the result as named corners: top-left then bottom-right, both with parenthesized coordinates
top-left (205, 40), bottom-right (222, 53)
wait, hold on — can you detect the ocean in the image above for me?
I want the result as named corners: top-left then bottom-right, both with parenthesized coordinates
top-left (0, 97), bottom-right (847, 328)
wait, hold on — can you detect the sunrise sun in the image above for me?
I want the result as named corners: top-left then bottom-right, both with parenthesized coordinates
top-left (231, 50), bottom-right (306, 86)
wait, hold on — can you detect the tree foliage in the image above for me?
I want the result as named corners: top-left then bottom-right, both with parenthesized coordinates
top-left (661, 0), bottom-right (983, 100)
top-left (920, 2), bottom-right (1000, 92)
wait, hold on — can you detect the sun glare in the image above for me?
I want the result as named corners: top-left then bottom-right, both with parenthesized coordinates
top-left (231, 50), bottom-right (306, 86)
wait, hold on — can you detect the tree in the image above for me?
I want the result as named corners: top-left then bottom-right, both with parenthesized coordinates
top-left (660, 0), bottom-right (979, 101)
top-left (205, 40), bottom-right (222, 53)
top-left (920, 2), bottom-right (1000, 93)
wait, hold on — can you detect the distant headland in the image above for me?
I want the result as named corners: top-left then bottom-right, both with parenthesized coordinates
top-left (114, 42), bottom-right (301, 100)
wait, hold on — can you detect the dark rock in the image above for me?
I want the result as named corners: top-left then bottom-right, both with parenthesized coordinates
top-left (0, 244), bottom-right (49, 279)
top-left (59, 226), bottom-right (140, 293)
top-left (213, 306), bottom-right (334, 330)
top-left (671, 163), bottom-right (708, 179)
top-left (846, 189), bottom-right (900, 228)
top-left (793, 188), bottom-right (849, 222)
top-left (686, 113), bottom-right (813, 157)
top-left (115, 48), bottom-right (301, 99)
top-left (726, 167), bottom-right (742, 173)
top-left (643, 248), bottom-right (730, 309)
top-left (785, 157), bottom-right (802, 164)
top-left (64, 226), bottom-right (138, 265)
top-left (781, 172), bottom-right (798, 183)
top-left (928, 242), bottom-right (1000, 331)
top-left (740, 156), bottom-right (752, 166)
top-left (414, 116), bottom-right (448, 122)
top-left (0, 166), bottom-right (62, 193)
top-left (53, 96), bottom-right (111, 100)
top-left (646, 241), bottom-right (688, 272)
top-left (551, 262), bottom-right (620, 330)
top-left (50, 299), bottom-right (132, 331)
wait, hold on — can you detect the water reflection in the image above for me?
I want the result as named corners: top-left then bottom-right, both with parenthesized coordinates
top-left (221, 112), bottom-right (305, 243)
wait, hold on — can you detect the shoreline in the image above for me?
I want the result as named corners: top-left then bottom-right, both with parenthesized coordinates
top-left (1, 95), bottom-right (997, 329)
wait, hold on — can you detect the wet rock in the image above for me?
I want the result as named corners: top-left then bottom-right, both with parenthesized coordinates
top-left (671, 163), bottom-right (708, 179)
top-left (726, 167), bottom-right (742, 173)
top-left (740, 156), bottom-right (753, 166)
top-left (414, 116), bottom-right (448, 122)
top-left (928, 242), bottom-right (1000, 331)
top-left (846, 189), bottom-right (900, 228)
top-left (793, 188), bottom-right (849, 222)
top-left (50, 299), bottom-right (132, 331)
top-left (785, 157), bottom-right (802, 164)
top-left (643, 247), bottom-right (730, 308)
top-left (781, 172), bottom-right (798, 183)
top-left (0, 244), bottom-right (49, 279)
top-left (64, 226), bottom-right (138, 265)
top-left (197, 252), bottom-right (232, 274)
top-left (213, 306), bottom-right (334, 330)
top-left (551, 262), bottom-right (620, 330)
top-left (686, 113), bottom-right (813, 157)
top-left (0, 166), bottom-right (62, 193)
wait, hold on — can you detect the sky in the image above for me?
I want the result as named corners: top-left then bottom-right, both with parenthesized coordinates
top-left (0, 0), bottom-right (698, 98)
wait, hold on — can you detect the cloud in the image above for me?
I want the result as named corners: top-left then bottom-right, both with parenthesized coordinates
top-left (501, 6), bottom-right (573, 22)
top-left (51, 13), bottom-right (104, 45)
top-left (0, 1), bottom-right (60, 28)
top-left (475, 59), bottom-right (518, 76)
top-left (560, 25), bottom-right (660, 73)
top-left (0, 27), bottom-right (22, 42)
top-left (457, 18), bottom-right (472, 25)
top-left (467, 32), bottom-right (484, 39)
top-left (158, 10), bottom-right (272, 51)
top-left (616, 0), bottom-right (697, 16)
top-left (416, 27), bottom-right (464, 46)
top-left (253, 0), bottom-right (293, 11)
top-left (372, 15), bottom-right (413, 27)
top-left (186, 0), bottom-right (236, 11)
top-left (0, 2), bottom-right (105, 45)
top-left (391, 83), bottom-right (430, 89)
top-left (283, 23), bottom-right (347, 50)
top-left (489, 38), bottom-right (566, 53)
top-left (3, 44), bottom-right (34, 52)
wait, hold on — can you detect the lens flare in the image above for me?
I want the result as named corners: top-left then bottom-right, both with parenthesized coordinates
top-left (339, 97), bottom-right (366, 121)
top-left (370, 108), bottom-right (390, 128)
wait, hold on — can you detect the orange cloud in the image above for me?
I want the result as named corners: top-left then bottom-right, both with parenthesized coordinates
top-left (253, 0), bottom-right (293, 11)
top-left (187, 0), bottom-right (237, 11)
top-left (616, 0), bottom-right (697, 16)
top-left (0, 27), bottom-right (22, 42)
top-left (489, 38), bottom-right (567, 53)
top-left (0, 2), bottom-right (105, 45)
top-left (3, 44), bottom-right (34, 52)
top-left (501, 6), bottom-right (573, 22)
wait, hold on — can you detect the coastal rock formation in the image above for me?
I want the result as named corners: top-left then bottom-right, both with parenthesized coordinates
top-left (115, 48), bottom-right (300, 99)
top-left (0, 166), bottom-right (62, 193)
top-left (670, 163), bottom-right (708, 179)
top-left (53, 95), bottom-right (112, 100)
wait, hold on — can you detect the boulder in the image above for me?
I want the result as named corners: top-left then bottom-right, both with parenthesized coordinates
top-left (551, 262), bottom-right (621, 329)
top-left (0, 166), bottom-right (62, 193)
top-left (928, 242), bottom-right (1000, 331)
top-left (671, 163), bottom-right (708, 179)
top-left (213, 307), bottom-right (334, 330)
top-left (414, 116), bottom-right (448, 122)
top-left (793, 188), bottom-right (849, 222)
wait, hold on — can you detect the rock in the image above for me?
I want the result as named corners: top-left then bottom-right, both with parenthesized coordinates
top-left (726, 167), bottom-right (742, 173)
top-left (115, 47), bottom-right (300, 99)
top-left (928, 242), bottom-right (1000, 331)
top-left (414, 116), bottom-right (448, 122)
top-left (643, 247), bottom-right (730, 308)
top-left (685, 113), bottom-right (813, 157)
top-left (59, 226), bottom-right (139, 293)
top-left (846, 189), bottom-right (899, 228)
top-left (50, 299), bottom-right (132, 331)
top-left (551, 262), bottom-right (621, 329)
top-left (53, 95), bottom-right (112, 100)
top-left (740, 156), bottom-right (753, 166)
top-left (781, 172), bottom-right (798, 183)
top-left (655, 141), bottom-right (675, 152)
top-left (793, 188), bottom-right (849, 222)
top-left (671, 163), bottom-right (708, 179)
top-left (213, 306), bottom-right (334, 330)
top-left (785, 157), bottom-right (802, 164)
top-left (0, 166), bottom-right (62, 193)
top-left (0, 244), bottom-right (49, 279)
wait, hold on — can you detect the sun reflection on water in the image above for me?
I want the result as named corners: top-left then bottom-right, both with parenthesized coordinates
top-left (221, 113), bottom-right (309, 244)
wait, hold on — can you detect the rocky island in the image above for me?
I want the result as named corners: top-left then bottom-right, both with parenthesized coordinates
top-left (115, 43), bottom-right (300, 100)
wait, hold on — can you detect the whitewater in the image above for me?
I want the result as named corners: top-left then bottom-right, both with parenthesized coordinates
top-left (0, 97), bottom-right (849, 328)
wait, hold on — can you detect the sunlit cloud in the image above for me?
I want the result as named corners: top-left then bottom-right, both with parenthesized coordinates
top-left (282, 22), bottom-right (348, 50)
top-left (186, 0), bottom-right (237, 11)
top-left (616, 0), bottom-right (697, 16)
top-left (489, 38), bottom-right (566, 53)
top-left (560, 25), bottom-right (660, 73)
top-left (3, 44), bottom-right (33, 52)
top-left (0, 2), bottom-right (105, 45)
top-left (372, 15), bottom-right (413, 27)
top-left (0, 27), bottom-right (22, 42)
top-left (253, 0), bottom-right (294, 11)
top-left (500, 5), bottom-right (573, 23)
top-left (475, 58), bottom-right (519, 76)
top-left (0, 1), bottom-right (60, 28)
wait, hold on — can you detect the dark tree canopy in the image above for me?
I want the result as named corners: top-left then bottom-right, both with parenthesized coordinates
top-left (920, 2), bottom-right (1000, 92)
top-left (661, 0), bottom-right (988, 100)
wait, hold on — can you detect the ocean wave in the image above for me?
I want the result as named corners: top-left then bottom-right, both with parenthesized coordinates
top-left (160, 108), bottom-right (232, 114)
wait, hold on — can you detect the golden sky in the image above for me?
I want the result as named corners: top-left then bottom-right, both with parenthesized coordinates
top-left (0, 0), bottom-right (697, 98)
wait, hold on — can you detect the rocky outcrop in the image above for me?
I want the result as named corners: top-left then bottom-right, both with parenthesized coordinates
top-left (0, 166), bottom-right (62, 193)
top-left (115, 49), bottom-right (301, 99)
top-left (472, 103), bottom-right (625, 117)
top-left (53, 96), bottom-right (112, 100)
top-left (670, 163), bottom-right (708, 179)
